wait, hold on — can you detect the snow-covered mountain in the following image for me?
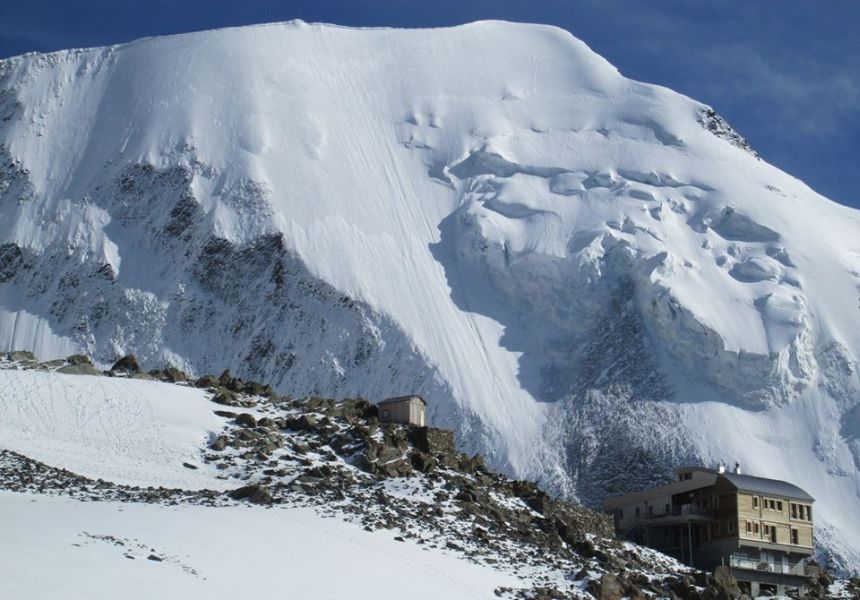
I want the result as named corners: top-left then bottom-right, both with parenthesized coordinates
top-left (0, 20), bottom-right (858, 570)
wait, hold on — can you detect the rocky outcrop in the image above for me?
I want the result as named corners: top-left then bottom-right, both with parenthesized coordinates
top-left (110, 354), bottom-right (140, 375)
top-left (57, 363), bottom-right (101, 376)
top-left (7, 350), bottom-right (36, 363)
top-left (1, 351), bottom-right (850, 599)
top-left (228, 484), bottom-right (272, 505)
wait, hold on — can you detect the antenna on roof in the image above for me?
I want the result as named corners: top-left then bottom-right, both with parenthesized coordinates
top-left (734, 462), bottom-right (742, 475)
top-left (717, 461), bottom-right (726, 474)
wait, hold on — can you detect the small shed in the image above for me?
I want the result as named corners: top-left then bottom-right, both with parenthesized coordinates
top-left (377, 395), bottom-right (426, 427)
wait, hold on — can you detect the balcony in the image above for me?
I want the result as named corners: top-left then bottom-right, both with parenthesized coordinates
top-left (645, 503), bottom-right (715, 522)
top-left (729, 554), bottom-right (819, 578)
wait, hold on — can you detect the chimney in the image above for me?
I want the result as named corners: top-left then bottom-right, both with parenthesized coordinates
top-left (734, 462), bottom-right (742, 475)
top-left (717, 461), bottom-right (726, 474)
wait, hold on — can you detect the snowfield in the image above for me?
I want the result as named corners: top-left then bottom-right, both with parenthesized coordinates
top-left (0, 492), bottom-right (522, 599)
top-left (0, 367), bottom-right (228, 489)
top-left (0, 20), bottom-right (859, 570)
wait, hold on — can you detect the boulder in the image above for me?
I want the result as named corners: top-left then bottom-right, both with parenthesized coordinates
top-left (285, 414), bottom-right (318, 431)
top-left (8, 350), bottom-right (36, 363)
top-left (110, 354), bottom-right (140, 374)
top-left (410, 451), bottom-right (436, 473)
top-left (367, 439), bottom-right (405, 465)
top-left (209, 436), bottom-right (228, 451)
top-left (707, 566), bottom-right (742, 600)
top-left (57, 363), bottom-right (102, 376)
top-left (66, 354), bottom-right (93, 365)
top-left (625, 584), bottom-right (646, 600)
top-left (228, 484), bottom-right (272, 505)
top-left (333, 398), bottom-right (378, 420)
top-left (164, 366), bottom-right (187, 382)
top-left (235, 413), bottom-right (257, 427)
top-left (212, 390), bottom-right (240, 406)
top-left (457, 453), bottom-right (484, 473)
top-left (195, 374), bottom-right (220, 388)
top-left (149, 366), bottom-right (188, 382)
top-left (39, 359), bottom-right (67, 368)
top-left (242, 381), bottom-right (274, 397)
top-left (668, 575), bottom-right (701, 600)
top-left (598, 574), bottom-right (625, 600)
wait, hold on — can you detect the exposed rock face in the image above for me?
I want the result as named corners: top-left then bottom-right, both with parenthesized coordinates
top-left (697, 108), bottom-right (758, 157)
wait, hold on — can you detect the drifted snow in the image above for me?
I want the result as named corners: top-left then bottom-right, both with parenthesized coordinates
top-left (0, 21), bottom-right (859, 569)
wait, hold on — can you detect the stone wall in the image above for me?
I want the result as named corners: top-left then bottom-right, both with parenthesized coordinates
top-left (409, 426), bottom-right (455, 454)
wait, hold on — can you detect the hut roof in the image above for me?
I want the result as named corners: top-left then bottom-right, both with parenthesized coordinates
top-left (379, 395), bottom-right (427, 406)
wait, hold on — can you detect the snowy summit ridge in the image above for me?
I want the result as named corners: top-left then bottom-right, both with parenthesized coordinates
top-left (0, 20), bottom-right (859, 570)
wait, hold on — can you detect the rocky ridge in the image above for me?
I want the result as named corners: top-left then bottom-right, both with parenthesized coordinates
top-left (1, 351), bottom-right (855, 599)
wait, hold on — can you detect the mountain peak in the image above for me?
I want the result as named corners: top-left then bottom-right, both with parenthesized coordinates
top-left (1, 21), bottom-right (858, 571)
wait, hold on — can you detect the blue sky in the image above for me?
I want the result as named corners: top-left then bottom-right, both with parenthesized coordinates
top-left (1, 1), bottom-right (858, 209)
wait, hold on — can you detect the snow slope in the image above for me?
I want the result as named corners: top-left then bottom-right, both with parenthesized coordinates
top-left (0, 492), bottom-right (522, 599)
top-left (0, 21), bottom-right (858, 569)
top-left (0, 366), bottom-right (228, 489)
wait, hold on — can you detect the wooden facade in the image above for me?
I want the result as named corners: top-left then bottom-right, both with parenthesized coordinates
top-left (737, 492), bottom-right (813, 549)
top-left (603, 466), bottom-right (816, 596)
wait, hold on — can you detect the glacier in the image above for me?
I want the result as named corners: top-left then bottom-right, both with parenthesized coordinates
top-left (0, 20), bottom-right (858, 570)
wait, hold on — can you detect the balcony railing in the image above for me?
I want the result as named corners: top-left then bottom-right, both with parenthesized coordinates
top-left (646, 504), bottom-right (714, 519)
top-left (729, 555), bottom-right (819, 578)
